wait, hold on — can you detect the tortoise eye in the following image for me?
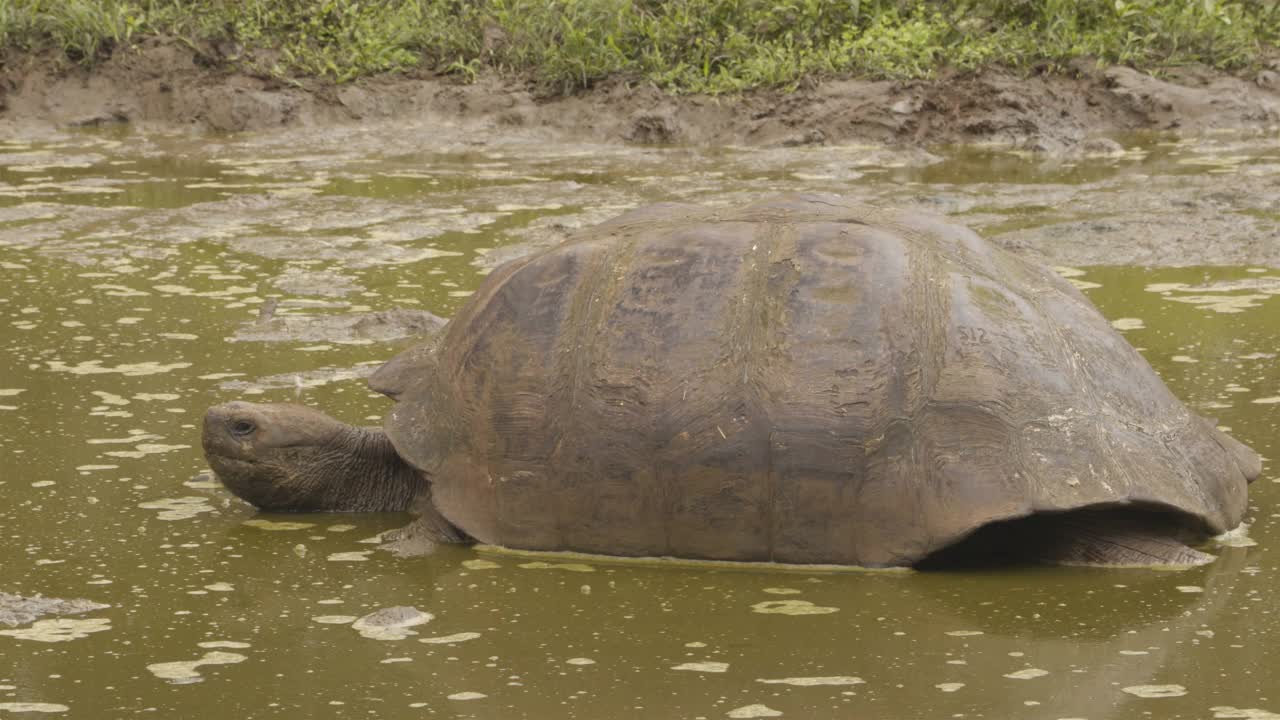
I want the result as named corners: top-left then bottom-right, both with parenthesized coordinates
top-left (230, 420), bottom-right (257, 437)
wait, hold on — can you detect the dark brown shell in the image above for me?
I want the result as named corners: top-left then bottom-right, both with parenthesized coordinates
top-left (378, 195), bottom-right (1256, 566)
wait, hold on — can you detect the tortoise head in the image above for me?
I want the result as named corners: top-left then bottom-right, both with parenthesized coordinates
top-left (202, 401), bottom-right (420, 512)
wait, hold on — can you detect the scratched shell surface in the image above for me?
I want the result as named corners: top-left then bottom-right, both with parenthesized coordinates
top-left (380, 195), bottom-right (1253, 566)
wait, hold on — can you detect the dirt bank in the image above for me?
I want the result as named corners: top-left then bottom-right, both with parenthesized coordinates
top-left (5, 41), bottom-right (1280, 149)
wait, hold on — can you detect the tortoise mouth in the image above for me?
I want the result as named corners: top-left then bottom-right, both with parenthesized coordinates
top-left (913, 503), bottom-right (1215, 570)
top-left (204, 453), bottom-right (303, 511)
top-left (205, 451), bottom-right (259, 472)
top-left (204, 453), bottom-right (266, 497)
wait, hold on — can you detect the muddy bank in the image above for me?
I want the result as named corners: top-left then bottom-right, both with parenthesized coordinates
top-left (5, 42), bottom-right (1280, 149)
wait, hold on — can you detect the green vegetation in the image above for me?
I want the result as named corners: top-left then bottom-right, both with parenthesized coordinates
top-left (3, 0), bottom-right (1280, 92)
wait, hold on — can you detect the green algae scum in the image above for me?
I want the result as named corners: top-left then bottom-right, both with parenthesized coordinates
top-left (1, 125), bottom-right (1279, 718)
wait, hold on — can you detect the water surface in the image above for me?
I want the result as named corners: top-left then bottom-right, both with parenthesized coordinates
top-left (1, 126), bottom-right (1277, 719)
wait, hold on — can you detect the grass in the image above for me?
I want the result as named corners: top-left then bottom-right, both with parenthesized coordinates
top-left (2, 0), bottom-right (1280, 93)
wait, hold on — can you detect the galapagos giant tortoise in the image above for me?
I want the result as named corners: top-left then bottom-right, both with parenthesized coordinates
top-left (202, 195), bottom-right (1261, 568)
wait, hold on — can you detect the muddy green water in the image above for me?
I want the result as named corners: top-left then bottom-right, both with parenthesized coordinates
top-left (0, 126), bottom-right (1277, 719)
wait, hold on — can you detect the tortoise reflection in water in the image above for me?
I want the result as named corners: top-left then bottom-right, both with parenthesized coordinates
top-left (202, 195), bottom-right (1261, 568)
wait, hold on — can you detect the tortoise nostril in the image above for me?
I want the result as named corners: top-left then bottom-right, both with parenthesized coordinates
top-left (230, 420), bottom-right (256, 437)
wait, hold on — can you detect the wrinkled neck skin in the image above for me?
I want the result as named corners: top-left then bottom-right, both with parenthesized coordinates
top-left (312, 425), bottom-right (422, 512)
top-left (302, 426), bottom-right (469, 546)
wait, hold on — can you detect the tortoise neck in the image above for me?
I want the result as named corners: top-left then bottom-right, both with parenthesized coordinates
top-left (320, 425), bottom-right (423, 512)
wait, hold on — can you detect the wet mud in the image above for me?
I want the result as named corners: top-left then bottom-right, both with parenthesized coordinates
top-left (0, 593), bottom-right (109, 627)
top-left (6, 42), bottom-right (1280, 151)
top-left (216, 365), bottom-right (380, 394)
top-left (7, 127), bottom-right (1280, 282)
top-left (232, 308), bottom-right (446, 344)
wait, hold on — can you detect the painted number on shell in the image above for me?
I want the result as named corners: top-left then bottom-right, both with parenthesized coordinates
top-left (957, 326), bottom-right (991, 346)
top-left (955, 325), bottom-right (995, 359)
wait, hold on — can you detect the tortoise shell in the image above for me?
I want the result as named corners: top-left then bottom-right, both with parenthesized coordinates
top-left (374, 195), bottom-right (1255, 566)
